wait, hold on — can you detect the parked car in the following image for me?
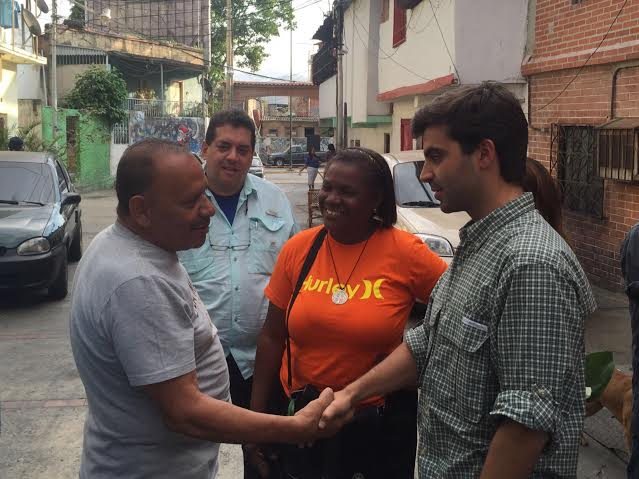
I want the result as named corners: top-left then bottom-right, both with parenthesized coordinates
top-left (383, 150), bottom-right (469, 264)
top-left (249, 154), bottom-right (264, 178)
top-left (267, 145), bottom-right (328, 167)
top-left (0, 152), bottom-right (82, 299)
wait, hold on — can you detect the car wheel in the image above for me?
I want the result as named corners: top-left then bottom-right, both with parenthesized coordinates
top-left (275, 158), bottom-right (284, 167)
top-left (48, 249), bottom-right (68, 300)
top-left (69, 219), bottom-right (83, 262)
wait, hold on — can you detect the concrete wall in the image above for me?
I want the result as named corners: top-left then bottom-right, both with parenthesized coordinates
top-left (347, 124), bottom-right (391, 153)
top-left (455, 0), bottom-right (528, 83)
top-left (17, 65), bottom-right (42, 100)
top-left (110, 142), bottom-right (127, 177)
top-left (319, 75), bottom-right (336, 119)
top-left (390, 98), bottom-right (416, 153)
top-left (378, 0), bottom-right (455, 94)
top-left (57, 64), bottom-right (103, 101)
top-left (0, 61), bottom-right (18, 130)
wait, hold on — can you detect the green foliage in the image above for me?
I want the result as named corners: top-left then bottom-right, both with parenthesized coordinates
top-left (585, 351), bottom-right (615, 401)
top-left (69, 0), bottom-right (85, 22)
top-left (209, 0), bottom-right (295, 107)
top-left (65, 67), bottom-right (128, 127)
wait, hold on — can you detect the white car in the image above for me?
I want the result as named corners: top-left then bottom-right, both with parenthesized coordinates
top-left (383, 150), bottom-right (469, 263)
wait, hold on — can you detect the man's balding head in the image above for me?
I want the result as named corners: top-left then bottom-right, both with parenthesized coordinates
top-left (116, 139), bottom-right (191, 217)
top-left (115, 139), bottom-right (215, 252)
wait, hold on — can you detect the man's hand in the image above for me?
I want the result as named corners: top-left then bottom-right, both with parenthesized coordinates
top-left (318, 388), bottom-right (355, 431)
top-left (292, 387), bottom-right (338, 441)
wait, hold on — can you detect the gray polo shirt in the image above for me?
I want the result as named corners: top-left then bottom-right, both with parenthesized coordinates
top-left (70, 222), bottom-right (230, 479)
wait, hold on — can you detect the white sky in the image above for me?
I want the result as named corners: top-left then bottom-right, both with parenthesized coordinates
top-left (50, 0), bottom-right (327, 83)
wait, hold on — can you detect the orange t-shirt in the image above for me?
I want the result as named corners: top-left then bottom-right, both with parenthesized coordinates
top-left (264, 226), bottom-right (447, 403)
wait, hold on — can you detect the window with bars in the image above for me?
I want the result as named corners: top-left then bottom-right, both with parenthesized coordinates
top-left (595, 119), bottom-right (639, 182)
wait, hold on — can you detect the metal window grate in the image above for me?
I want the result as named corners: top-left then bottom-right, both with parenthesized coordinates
top-left (595, 118), bottom-right (639, 182)
top-left (550, 124), bottom-right (604, 218)
top-left (112, 122), bottom-right (129, 145)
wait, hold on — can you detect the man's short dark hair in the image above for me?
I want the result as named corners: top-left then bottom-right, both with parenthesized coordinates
top-left (8, 136), bottom-right (23, 151)
top-left (115, 139), bottom-right (190, 216)
top-left (412, 82), bottom-right (528, 184)
top-left (205, 109), bottom-right (256, 150)
top-left (327, 147), bottom-right (397, 228)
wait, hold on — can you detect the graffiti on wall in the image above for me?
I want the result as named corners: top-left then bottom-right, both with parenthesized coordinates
top-left (129, 112), bottom-right (204, 153)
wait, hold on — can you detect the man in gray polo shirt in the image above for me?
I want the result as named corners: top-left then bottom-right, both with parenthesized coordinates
top-left (70, 139), bottom-right (334, 479)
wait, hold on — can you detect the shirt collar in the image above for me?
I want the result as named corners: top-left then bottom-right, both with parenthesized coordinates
top-left (205, 174), bottom-right (257, 201)
top-left (458, 192), bottom-right (535, 248)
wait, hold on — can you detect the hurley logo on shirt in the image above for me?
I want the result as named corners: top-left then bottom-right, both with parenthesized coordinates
top-left (301, 275), bottom-right (386, 300)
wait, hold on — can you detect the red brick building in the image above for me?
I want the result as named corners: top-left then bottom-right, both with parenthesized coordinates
top-left (523, 0), bottom-right (639, 289)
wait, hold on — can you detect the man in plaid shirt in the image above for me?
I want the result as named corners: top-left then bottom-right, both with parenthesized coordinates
top-left (320, 82), bottom-right (596, 478)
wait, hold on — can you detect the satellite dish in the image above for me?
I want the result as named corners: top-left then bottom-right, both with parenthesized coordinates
top-left (22, 9), bottom-right (42, 36)
top-left (36, 0), bottom-right (49, 14)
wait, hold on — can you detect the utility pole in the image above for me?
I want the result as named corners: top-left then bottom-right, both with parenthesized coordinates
top-left (288, 4), bottom-right (293, 169)
top-left (51, 0), bottom-right (58, 136)
top-left (202, 0), bottom-right (211, 120)
top-left (223, 0), bottom-right (233, 109)
top-left (335, 0), bottom-right (344, 149)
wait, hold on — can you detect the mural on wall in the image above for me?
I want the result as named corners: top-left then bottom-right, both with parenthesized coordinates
top-left (258, 136), bottom-right (335, 161)
top-left (129, 112), bottom-right (204, 153)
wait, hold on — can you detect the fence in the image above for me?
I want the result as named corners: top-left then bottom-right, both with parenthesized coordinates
top-left (126, 98), bottom-right (204, 118)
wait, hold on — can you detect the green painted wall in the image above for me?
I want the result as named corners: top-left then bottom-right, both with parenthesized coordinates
top-left (43, 107), bottom-right (111, 191)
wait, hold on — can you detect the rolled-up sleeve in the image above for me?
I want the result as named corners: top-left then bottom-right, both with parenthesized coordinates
top-left (490, 263), bottom-right (583, 448)
top-left (405, 324), bottom-right (429, 378)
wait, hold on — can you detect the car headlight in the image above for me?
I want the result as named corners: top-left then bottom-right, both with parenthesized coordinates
top-left (414, 233), bottom-right (454, 257)
top-left (17, 237), bottom-right (51, 256)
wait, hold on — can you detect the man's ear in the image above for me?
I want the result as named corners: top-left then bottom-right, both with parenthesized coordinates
top-left (129, 195), bottom-right (151, 229)
top-left (476, 139), bottom-right (498, 171)
top-left (201, 141), bottom-right (210, 156)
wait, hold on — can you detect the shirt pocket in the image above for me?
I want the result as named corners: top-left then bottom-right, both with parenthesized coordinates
top-left (429, 315), bottom-right (490, 422)
top-left (179, 243), bottom-right (227, 283)
top-left (248, 216), bottom-right (287, 274)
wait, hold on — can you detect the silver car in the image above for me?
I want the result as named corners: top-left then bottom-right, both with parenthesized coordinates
top-left (249, 155), bottom-right (264, 178)
top-left (384, 150), bottom-right (469, 264)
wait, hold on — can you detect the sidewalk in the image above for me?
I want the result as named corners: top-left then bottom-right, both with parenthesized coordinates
top-left (579, 284), bottom-right (631, 478)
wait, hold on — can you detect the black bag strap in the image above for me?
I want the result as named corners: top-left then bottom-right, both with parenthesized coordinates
top-left (286, 227), bottom-right (328, 390)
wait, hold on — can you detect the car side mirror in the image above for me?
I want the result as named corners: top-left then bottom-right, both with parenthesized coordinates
top-left (61, 192), bottom-right (81, 209)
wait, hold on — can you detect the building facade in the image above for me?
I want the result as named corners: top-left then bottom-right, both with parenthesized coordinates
top-left (524, 0), bottom-right (639, 289)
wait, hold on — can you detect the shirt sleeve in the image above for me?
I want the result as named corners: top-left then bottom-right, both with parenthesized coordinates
top-left (107, 275), bottom-right (196, 387)
top-left (622, 224), bottom-right (639, 300)
top-left (407, 236), bottom-right (448, 302)
top-left (264, 238), bottom-right (295, 310)
top-left (490, 263), bottom-right (584, 447)
top-left (405, 323), bottom-right (430, 378)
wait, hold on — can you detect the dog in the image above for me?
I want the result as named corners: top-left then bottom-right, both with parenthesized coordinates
top-left (585, 368), bottom-right (633, 450)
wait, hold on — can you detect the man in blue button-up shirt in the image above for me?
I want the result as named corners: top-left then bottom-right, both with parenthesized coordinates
top-left (178, 111), bottom-right (298, 476)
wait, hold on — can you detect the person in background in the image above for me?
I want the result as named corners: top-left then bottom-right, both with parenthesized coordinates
top-left (622, 222), bottom-right (639, 478)
top-left (320, 82), bottom-right (596, 478)
top-left (326, 143), bottom-right (336, 162)
top-left (522, 157), bottom-right (566, 240)
top-left (299, 145), bottom-right (321, 189)
top-left (69, 139), bottom-right (335, 479)
top-left (177, 110), bottom-right (298, 479)
top-left (8, 136), bottom-right (24, 151)
top-left (249, 147), bottom-right (447, 478)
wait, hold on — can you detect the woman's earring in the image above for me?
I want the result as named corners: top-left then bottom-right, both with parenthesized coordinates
top-left (372, 208), bottom-right (383, 223)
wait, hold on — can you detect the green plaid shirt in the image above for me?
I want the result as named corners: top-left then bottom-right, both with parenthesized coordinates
top-left (405, 193), bottom-right (596, 478)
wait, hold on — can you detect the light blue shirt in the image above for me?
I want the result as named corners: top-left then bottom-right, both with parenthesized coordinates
top-left (178, 174), bottom-right (299, 379)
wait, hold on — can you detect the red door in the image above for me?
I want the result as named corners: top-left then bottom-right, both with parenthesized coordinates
top-left (400, 119), bottom-right (412, 151)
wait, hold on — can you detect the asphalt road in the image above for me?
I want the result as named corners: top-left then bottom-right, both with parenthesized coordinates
top-left (0, 167), bottom-right (630, 478)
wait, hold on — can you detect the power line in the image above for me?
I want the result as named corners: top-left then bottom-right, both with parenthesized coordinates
top-left (427, 0), bottom-right (460, 82)
top-left (533, 0), bottom-right (628, 113)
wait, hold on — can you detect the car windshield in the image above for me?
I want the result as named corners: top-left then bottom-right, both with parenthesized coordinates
top-left (0, 161), bottom-right (56, 204)
top-left (393, 161), bottom-right (440, 207)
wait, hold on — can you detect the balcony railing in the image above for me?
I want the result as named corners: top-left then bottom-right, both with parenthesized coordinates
top-left (126, 98), bottom-right (204, 118)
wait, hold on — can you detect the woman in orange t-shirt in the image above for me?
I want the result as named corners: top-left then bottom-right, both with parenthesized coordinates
top-left (248, 147), bottom-right (447, 479)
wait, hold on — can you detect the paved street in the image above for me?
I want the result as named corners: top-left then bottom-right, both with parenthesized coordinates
top-left (0, 167), bottom-right (632, 478)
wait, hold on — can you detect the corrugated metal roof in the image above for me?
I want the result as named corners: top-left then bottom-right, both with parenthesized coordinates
top-left (57, 45), bottom-right (106, 57)
top-left (597, 118), bottom-right (639, 129)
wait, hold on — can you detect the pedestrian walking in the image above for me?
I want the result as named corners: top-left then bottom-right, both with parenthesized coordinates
top-left (299, 145), bottom-right (321, 189)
